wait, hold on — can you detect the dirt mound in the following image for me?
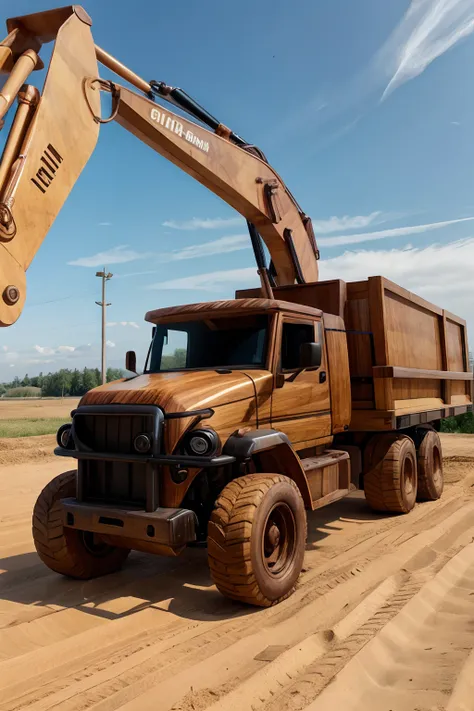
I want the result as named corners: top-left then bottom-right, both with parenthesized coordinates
top-left (0, 434), bottom-right (56, 466)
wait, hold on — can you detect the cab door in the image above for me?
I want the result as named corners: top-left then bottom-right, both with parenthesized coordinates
top-left (270, 315), bottom-right (331, 447)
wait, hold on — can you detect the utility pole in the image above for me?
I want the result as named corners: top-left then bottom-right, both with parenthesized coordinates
top-left (95, 268), bottom-right (113, 385)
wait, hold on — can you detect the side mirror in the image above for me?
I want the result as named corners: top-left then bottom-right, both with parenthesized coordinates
top-left (125, 350), bottom-right (137, 373)
top-left (299, 342), bottom-right (322, 369)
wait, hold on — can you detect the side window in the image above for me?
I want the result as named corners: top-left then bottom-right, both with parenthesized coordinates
top-left (281, 322), bottom-right (315, 371)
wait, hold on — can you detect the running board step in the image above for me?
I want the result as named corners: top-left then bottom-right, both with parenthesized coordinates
top-left (300, 449), bottom-right (351, 510)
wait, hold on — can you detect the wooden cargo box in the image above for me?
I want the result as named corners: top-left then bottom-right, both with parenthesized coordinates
top-left (236, 277), bottom-right (473, 431)
top-left (345, 276), bottom-right (473, 430)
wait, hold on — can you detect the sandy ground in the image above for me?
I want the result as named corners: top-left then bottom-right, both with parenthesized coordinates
top-left (0, 434), bottom-right (57, 466)
top-left (0, 398), bottom-right (80, 420)
top-left (0, 434), bottom-right (473, 711)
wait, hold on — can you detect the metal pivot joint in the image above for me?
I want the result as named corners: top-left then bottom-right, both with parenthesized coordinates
top-left (2, 284), bottom-right (19, 304)
top-left (0, 203), bottom-right (15, 239)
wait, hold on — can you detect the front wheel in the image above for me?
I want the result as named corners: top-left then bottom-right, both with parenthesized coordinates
top-left (32, 471), bottom-right (130, 579)
top-left (207, 474), bottom-right (307, 607)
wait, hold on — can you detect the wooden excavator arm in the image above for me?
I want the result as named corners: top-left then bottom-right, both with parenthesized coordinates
top-left (0, 5), bottom-right (320, 326)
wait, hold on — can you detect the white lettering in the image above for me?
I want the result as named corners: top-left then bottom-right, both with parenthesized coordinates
top-left (150, 109), bottom-right (209, 153)
top-left (184, 129), bottom-right (210, 153)
top-left (165, 116), bottom-right (183, 137)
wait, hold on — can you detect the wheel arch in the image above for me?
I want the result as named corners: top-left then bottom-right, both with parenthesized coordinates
top-left (223, 430), bottom-right (312, 509)
top-left (254, 443), bottom-right (313, 509)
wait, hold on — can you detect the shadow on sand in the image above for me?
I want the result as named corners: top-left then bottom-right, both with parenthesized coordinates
top-left (0, 491), bottom-right (390, 624)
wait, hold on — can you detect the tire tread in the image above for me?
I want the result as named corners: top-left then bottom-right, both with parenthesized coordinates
top-left (32, 470), bottom-right (129, 579)
top-left (208, 474), bottom-right (306, 607)
top-left (364, 435), bottom-right (417, 514)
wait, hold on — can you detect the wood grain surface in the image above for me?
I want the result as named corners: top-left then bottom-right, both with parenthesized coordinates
top-left (0, 8), bottom-right (100, 326)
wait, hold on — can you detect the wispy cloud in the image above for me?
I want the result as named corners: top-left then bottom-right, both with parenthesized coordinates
top-left (313, 212), bottom-right (384, 234)
top-left (4, 351), bottom-right (19, 362)
top-left (34, 344), bottom-right (76, 356)
top-left (320, 237), bottom-right (474, 330)
top-left (106, 340), bottom-right (116, 348)
top-left (451, 120), bottom-right (461, 125)
top-left (143, 216), bottom-right (474, 291)
top-left (1, 344), bottom-right (100, 374)
top-left (107, 321), bottom-right (140, 329)
top-left (165, 234), bottom-right (249, 260)
top-left (118, 235), bottom-right (250, 277)
top-left (277, 1), bottom-right (474, 148)
top-left (380, 0), bottom-right (474, 100)
top-left (162, 217), bottom-right (243, 231)
top-left (68, 246), bottom-right (151, 268)
top-left (70, 235), bottom-right (250, 271)
top-left (34, 345), bottom-right (54, 356)
top-left (319, 216), bottom-right (474, 247)
top-left (99, 222), bottom-right (112, 226)
top-left (147, 267), bottom-right (258, 291)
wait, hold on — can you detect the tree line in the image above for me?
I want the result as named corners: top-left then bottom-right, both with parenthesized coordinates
top-left (0, 367), bottom-right (124, 397)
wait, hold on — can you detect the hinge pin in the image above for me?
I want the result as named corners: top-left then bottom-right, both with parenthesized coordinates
top-left (3, 285), bottom-right (20, 305)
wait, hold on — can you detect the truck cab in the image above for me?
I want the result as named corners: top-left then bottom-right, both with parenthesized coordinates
top-left (39, 299), bottom-right (351, 606)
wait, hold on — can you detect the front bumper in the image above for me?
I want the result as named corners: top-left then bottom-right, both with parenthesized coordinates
top-left (56, 403), bottom-right (236, 513)
top-left (61, 498), bottom-right (197, 548)
top-left (55, 447), bottom-right (235, 468)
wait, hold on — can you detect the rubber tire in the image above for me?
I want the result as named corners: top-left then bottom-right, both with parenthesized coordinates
top-left (32, 470), bottom-right (130, 579)
top-left (208, 474), bottom-right (307, 607)
top-left (417, 430), bottom-right (444, 501)
top-left (364, 434), bottom-right (418, 514)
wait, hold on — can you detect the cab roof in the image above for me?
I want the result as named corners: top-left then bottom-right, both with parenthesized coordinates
top-left (145, 298), bottom-right (323, 324)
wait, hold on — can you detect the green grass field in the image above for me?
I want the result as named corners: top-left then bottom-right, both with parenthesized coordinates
top-left (0, 417), bottom-right (65, 438)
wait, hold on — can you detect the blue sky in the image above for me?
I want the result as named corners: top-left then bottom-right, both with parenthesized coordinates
top-left (2, 0), bottom-right (474, 379)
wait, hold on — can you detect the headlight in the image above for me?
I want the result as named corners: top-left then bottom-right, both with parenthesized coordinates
top-left (184, 429), bottom-right (220, 457)
top-left (134, 433), bottom-right (152, 453)
top-left (57, 423), bottom-right (73, 449)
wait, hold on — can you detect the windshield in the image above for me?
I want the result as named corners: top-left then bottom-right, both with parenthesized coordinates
top-left (146, 314), bottom-right (269, 372)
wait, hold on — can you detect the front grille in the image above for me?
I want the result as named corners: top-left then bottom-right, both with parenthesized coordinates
top-left (73, 405), bottom-right (163, 508)
top-left (79, 459), bottom-right (148, 506)
top-left (74, 412), bottom-right (156, 454)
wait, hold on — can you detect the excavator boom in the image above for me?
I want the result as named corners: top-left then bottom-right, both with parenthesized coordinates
top-left (0, 6), bottom-right (320, 327)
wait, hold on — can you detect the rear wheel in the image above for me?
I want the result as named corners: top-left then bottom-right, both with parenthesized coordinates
top-left (208, 474), bottom-right (307, 607)
top-left (364, 434), bottom-right (417, 514)
top-left (33, 471), bottom-right (130, 579)
top-left (417, 429), bottom-right (443, 501)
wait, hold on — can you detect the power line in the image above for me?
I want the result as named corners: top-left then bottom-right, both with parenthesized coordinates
top-left (28, 294), bottom-right (82, 307)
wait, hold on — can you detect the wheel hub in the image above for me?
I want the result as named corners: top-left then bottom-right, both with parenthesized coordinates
top-left (261, 503), bottom-right (297, 576)
top-left (432, 446), bottom-right (442, 486)
top-left (403, 456), bottom-right (415, 496)
top-left (81, 531), bottom-right (112, 557)
top-left (265, 523), bottom-right (281, 553)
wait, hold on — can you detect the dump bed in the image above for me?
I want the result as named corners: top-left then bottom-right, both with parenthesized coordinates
top-left (345, 276), bottom-right (473, 430)
top-left (236, 276), bottom-right (473, 431)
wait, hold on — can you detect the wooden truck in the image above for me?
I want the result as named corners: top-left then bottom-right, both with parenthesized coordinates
top-left (0, 7), bottom-right (472, 606)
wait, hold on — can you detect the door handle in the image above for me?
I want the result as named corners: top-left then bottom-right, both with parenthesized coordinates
top-left (319, 371), bottom-right (327, 383)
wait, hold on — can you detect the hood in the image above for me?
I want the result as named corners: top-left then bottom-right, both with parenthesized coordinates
top-left (79, 369), bottom-right (272, 453)
top-left (79, 369), bottom-right (259, 413)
